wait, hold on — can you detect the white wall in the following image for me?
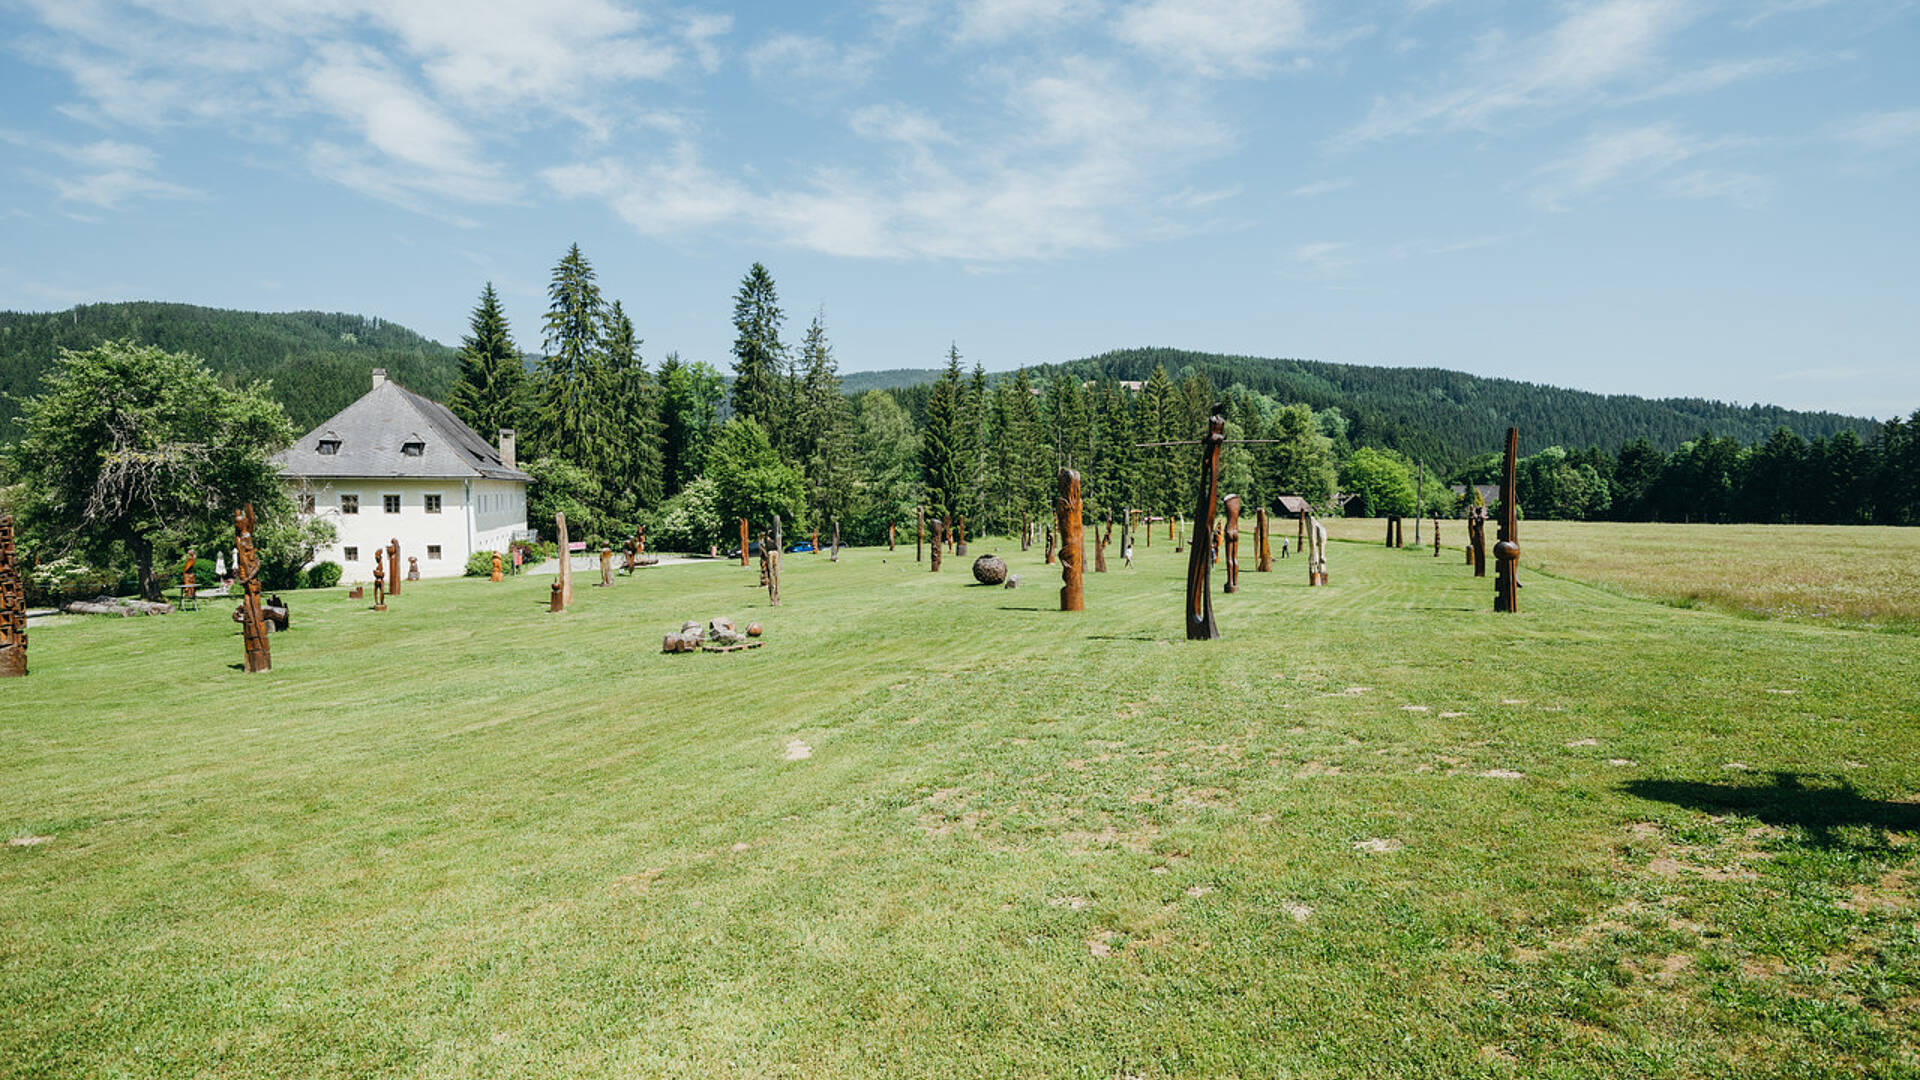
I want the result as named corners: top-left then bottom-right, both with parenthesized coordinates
top-left (292, 477), bottom-right (527, 580)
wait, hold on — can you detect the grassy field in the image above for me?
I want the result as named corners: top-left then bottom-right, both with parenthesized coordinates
top-left (3, 527), bottom-right (1918, 1078)
top-left (1320, 517), bottom-right (1920, 629)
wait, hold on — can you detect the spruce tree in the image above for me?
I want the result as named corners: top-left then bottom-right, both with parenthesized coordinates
top-left (920, 345), bottom-right (965, 520)
top-left (447, 281), bottom-right (527, 442)
top-left (659, 353), bottom-right (723, 498)
top-left (536, 243), bottom-right (607, 467)
top-left (794, 314), bottom-right (853, 529)
top-left (600, 300), bottom-right (664, 517)
top-left (729, 263), bottom-right (787, 438)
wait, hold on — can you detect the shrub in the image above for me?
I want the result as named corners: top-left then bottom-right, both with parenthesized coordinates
top-left (465, 550), bottom-right (498, 577)
top-left (306, 561), bottom-right (343, 589)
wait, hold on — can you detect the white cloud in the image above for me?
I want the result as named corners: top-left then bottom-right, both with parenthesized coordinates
top-left (1838, 108), bottom-right (1920, 150)
top-left (1114, 0), bottom-right (1311, 77)
top-left (1527, 123), bottom-right (1771, 209)
top-left (1288, 177), bottom-right (1352, 197)
top-left (1, 131), bottom-right (203, 210)
top-left (1341, 0), bottom-right (1704, 143)
top-left (954, 0), bottom-right (1102, 44)
top-left (747, 33), bottom-right (881, 90)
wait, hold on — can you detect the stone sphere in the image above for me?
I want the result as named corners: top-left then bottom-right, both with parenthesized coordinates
top-left (746, 622), bottom-right (763, 637)
top-left (972, 554), bottom-right (1008, 586)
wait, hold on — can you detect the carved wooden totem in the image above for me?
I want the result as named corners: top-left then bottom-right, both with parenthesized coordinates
top-left (235, 505), bottom-right (272, 672)
top-left (1470, 505), bottom-right (1488, 577)
top-left (1056, 468), bottom-right (1084, 612)
top-left (0, 515), bottom-right (26, 677)
top-left (407, 557), bottom-right (420, 581)
top-left (832, 518), bottom-right (841, 562)
top-left (1043, 525), bottom-right (1054, 565)
top-left (490, 552), bottom-right (503, 582)
top-left (928, 517), bottom-right (944, 572)
top-left (1185, 407), bottom-right (1226, 640)
top-left (889, 522), bottom-right (896, 551)
top-left (373, 549), bottom-right (388, 611)
top-left (1255, 509), bottom-right (1272, 572)
top-left (768, 515), bottom-right (783, 606)
top-left (1308, 516), bottom-right (1329, 586)
top-left (739, 517), bottom-right (750, 567)
top-left (599, 544), bottom-right (613, 587)
top-left (182, 548), bottom-right (198, 601)
top-left (1222, 495), bottom-right (1242, 594)
top-left (1433, 518), bottom-right (1442, 557)
top-left (1494, 426), bottom-right (1521, 613)
top-left (955, 515), bottom-right (966, 557)
top-left (387, 539), bottom-right (401, 595)
top-left (1094, 513), bottom-right (1109, 573)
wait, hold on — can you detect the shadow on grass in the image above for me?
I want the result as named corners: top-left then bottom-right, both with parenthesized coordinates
top-left (997, 606), bottom-right (1042, 612)
top-left (1624, 772), bottom-right (1920, 847)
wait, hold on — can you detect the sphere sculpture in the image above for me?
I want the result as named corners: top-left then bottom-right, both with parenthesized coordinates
top-left (971, 554), bottom-right (1008, 586)
top-left (746, 622), bottom-right (763, 637)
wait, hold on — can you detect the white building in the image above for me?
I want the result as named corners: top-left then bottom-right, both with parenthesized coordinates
top-left (273, 368), bottom-right (532, 580)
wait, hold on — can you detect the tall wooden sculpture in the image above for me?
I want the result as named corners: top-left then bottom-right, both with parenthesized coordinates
top-left (555, 513), bottom-right (573, 608)
top-left (768, 516), bottom-right (783, 606)
top-left (599, 545), bottom-right (613, 587)
top-left (1185, 407), bottom-right (1226, 639)
top-left (1433, 518), bottom-right (1442, 557)
top-left (373, 549), bottom-right (388, 611)
top-left (928, 517), bottom-right (944, 572)
top-left (739, 518), bottom-right (750, 567)
top-left (1470, 505), bottom-right (1488, 576)
top-left (1494, 426), bottom-right (1521, 613)
top-left (182, 549), bottom-right (198, 604)
top-left (234, 505), bottom-right (271, 673)
top-left (1044, 525), bottom-right (1054, 565)
top-left (889, 522), bottom-right (896, 551)
top-left (0, 515), bottom-right (27, 677)
top-left (916, 507), bottom-right (924, 563)
top-left (1056, 469), bottom-right (1084, 611)
top-left (1254, 508), bottom-right (1272, 572)
top-left (490, 552), bottom-right (503, 582)
top-left (955, 516), bottom-right (967, 557)
top-left (387, 538), bottom-right (402, 595)
top-left (831, 518), bottom-right (841, 562)
top-left (1307, 516), bottom-right (1329, 586)
top-left (1094, 514), bottom-right (1110, 573)
top-left (1222, 495), bottom-right (1242, 594)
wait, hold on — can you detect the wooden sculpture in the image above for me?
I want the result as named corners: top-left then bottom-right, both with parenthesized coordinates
top-left (768, 515), bottom-right (783, 606)
top-left (0, 515), bottom-right (26, 677)
top-left (549, 578), bottom-right (564, 612)
top-left (234, 505), bottom-right (271, 672)
top-left (1223, 494), bottom-right (1242, 594)
top-left (1094, 514), bottom-right (1109, 573)
top-left (1470, 505), bottom-right (1488, 577)
top-left (182, 548), bottom-right (198, 602)
top-left (373, 549), bottom-right (388, 610)
top-left (1308, 515), bottom-right (1329, 586)
top-left (1255, 508), bottom-right (1272, 572)
top-left (916, 507), bottom-right (924, 563)
top-left (407, 556), bottom-right (420, 581)
top-left (832, 518), bottom-right (841, 562)
top-left (1212, 520), bottom-right (1221, 565)
top-left (599, 544), bottom-right (613, 587)
top-left (928, 517), bottom-right (944, 572)
top-left (739, 517), bottom-right (750, 567)
top-left (1495, 426), bottom-right (1521, 613)
top-left (1056, 469), bottom-right (1084, 611)
top-left (1183, 407), bottom-right (1227, 639)
top-left (491, 551), bottom-right (503, 582)
top-left (1043, 525), bottom-right (1054, 565)
top-left (955, 515), bottom-right (967, 557)
top-left (889, 522), bottom-right (896, 551)
top-left (387, 539), bottom-right (401, 595)
top-left (1433, 518), bottom-right (1442, 557)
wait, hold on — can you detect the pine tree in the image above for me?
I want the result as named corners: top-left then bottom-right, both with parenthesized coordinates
top-left (447, 282), bottom-right (527, 442)
top-left (963, 362), bottom-right (989, 527)
top-left (535, 243), bottom-right (606, 467)
top-left (600, 300), bottom-right (664, 517)
top-left (920, 345), bottom-right (965, 520)
top-left (794, 314), bottom-right (853, 530)
top-left (1140, 365), bottom-right (1179, 514)
top-left (730, 263), bottom-right (787, 437)
top-left (658, 353), bottom-right (724, 498)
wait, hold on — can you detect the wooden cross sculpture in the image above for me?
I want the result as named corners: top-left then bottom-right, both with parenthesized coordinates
top-left (1137, 403), bottom-right (1280, 641)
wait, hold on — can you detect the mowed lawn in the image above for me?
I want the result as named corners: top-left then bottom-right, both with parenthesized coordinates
top-left (1322, 516), bottom-right (1920, 629)
top-left (3, 529), bottom-right (1918, 1078)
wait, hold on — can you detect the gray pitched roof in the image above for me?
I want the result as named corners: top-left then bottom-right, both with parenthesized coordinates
top-left (273, 380), bottom-right (532, 482)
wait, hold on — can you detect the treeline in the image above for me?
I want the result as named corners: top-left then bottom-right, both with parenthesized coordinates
top-left (1451, 424), bottom-right (1920, 525)
top-left (0, 303), bottom-right (459, 441)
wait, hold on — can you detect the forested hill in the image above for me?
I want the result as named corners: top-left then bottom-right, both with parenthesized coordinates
top-left (981, 348), bottom-right (1867, 464)
top-left (0, 302), bottom-right (459, 441)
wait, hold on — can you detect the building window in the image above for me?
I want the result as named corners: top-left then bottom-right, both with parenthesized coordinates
top-left (297, 493), bottom-right (315, 514)
top-left (383, 494), bottom-right (401, 514)
top-left (402, 440), bottom-right (425, 457)
top-left (424, 494), bottom-right (442, 514)
top-left (427, 545), bottom-right (442, 560)
top-left (340, 494), bottom-right (359, 514)
top-left (343, 546), bottom-right (358, 561)
top-left (317, 439), bottom-right (340, 455)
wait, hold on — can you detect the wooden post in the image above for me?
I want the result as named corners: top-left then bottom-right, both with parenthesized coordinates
top-left (955, 515), bottom-right (967, 557)
top-left (1309, 516), bottom-right (1329, 586)
top-left (1212, 520), bottom-right (1221, 565)
top-left (916, 507), bottom-right (924, 563)
top-left (770, 515), bottom-right (783, 606)
top-left (1185, 408), bottom-right (1225, 639)
top-left (1472, 506), bottom-right (1487, 577)
top-left (1495, 427), bottom-right (1521, 613)
top-left (889, 522), bottom-right (896, 551)
top-left (944, 515), bottom-right (954, 554)
top-left (1044, 525), bottom-right (1054, 565)
top-left (1021, 513), bottom-right (1031, 552)
top-left (1255, 508), bottom-right (1272, 572)
top-left (1223, 495), bottom-right (1242, 594)
top-left (373, 549), bottom-right (388, 610)
top-left (1298, 510), bottom-right (1306, 552)
top-left (740, 518), bottom-right (750, 567)
top-left (812, 528), bottom-right (819, 556)
top-left (1433, 518), bottom-right (1442, 557)
top-left (232, 505), bottom-right (272, 673)
top-left (1094, 513), bottom-right (1109, 573)
top-left (555, 513), bottom-right (573, 608)
top-left (1057, 469), bottom-right (1084, 611)
top-left (387, 538), bottom-right (401, 595)
top-left (928, 517), bottom-right (944, 572)
top-left (1175, 513), bottom-right (1184, 554)
top-left (832, 518), bottom-right (841, 562)
top-left (0, 515), bottom-right (27, 678)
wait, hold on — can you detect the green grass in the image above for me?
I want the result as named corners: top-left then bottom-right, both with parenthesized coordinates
top-left (3, 533), bottom-right (1918, 1078)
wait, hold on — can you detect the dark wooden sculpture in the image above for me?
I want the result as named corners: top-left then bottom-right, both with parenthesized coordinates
top-left (1056, 469), bottom-right (1084, 611)
top-left (1470, 505), bottom-right (1488, 577)
top-left (549, 578), bottom-right (564, 612)
top-left (0, 515), bottom-right (26, 677)
top-left (944, 515), bottom-right (954, 555)
top-left (387, 538), bottom-right (401, 595)
top-left (1185, 407), bottom-right (1226, 639)
top-left (955, 515), bottom-right (966, 557)
top-left (1043, 525), bottom-right (1054, 565)
top-left (235, 505), bottom-right (271, 673)
top-left (1211, 520), bottom-right (1221, 565)
top-left (1433, 518), bottom-right (1442, 557)
top-left (1495, 426), bottom-right (1521, 613)
top-left (1094, 513), bottom-right (1110, 573)
top-left (768, 515), bottom-right (783, 606)
top-left (407, 556), bottom-right (420, 581)
top-left (374, 549), bottom-right (387, 611)
top-left (1223, 494), bottom-right (1242, 594)
top-left (928, 516), bottom-right (944, 572)
top-left (1255, 509), bottom-right (1272, 572)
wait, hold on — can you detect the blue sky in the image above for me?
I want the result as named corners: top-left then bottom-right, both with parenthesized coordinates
top-left (2, 0), bottom-right (1916, 418)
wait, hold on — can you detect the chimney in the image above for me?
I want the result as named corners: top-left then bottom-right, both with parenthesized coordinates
top-left (498, 429), bottom-right (516, 469)
top-left (371, 367), bottom-right (388, 389)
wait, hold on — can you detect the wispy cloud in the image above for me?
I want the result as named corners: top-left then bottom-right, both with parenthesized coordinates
top-left (1289, 178), bottom-right (1353, 197)
top-left (1114, 0), bottom-right (1312, 77)
top-left (1837, 108), bottom-right (1920, 150)
top-left (2, 131), bottom-right (203, 211)
top-left (747, 33), bottom-right (883, 91)
top-left (1527, 123), bottom-right (1767, 208)
top-left (953, 0), bottom-right (1102, 44)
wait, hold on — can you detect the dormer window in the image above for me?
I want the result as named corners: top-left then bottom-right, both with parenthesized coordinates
top-left (401, 438), bottom-right (425, 457)
top-left (317, 438), bottom-right (341, 456)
